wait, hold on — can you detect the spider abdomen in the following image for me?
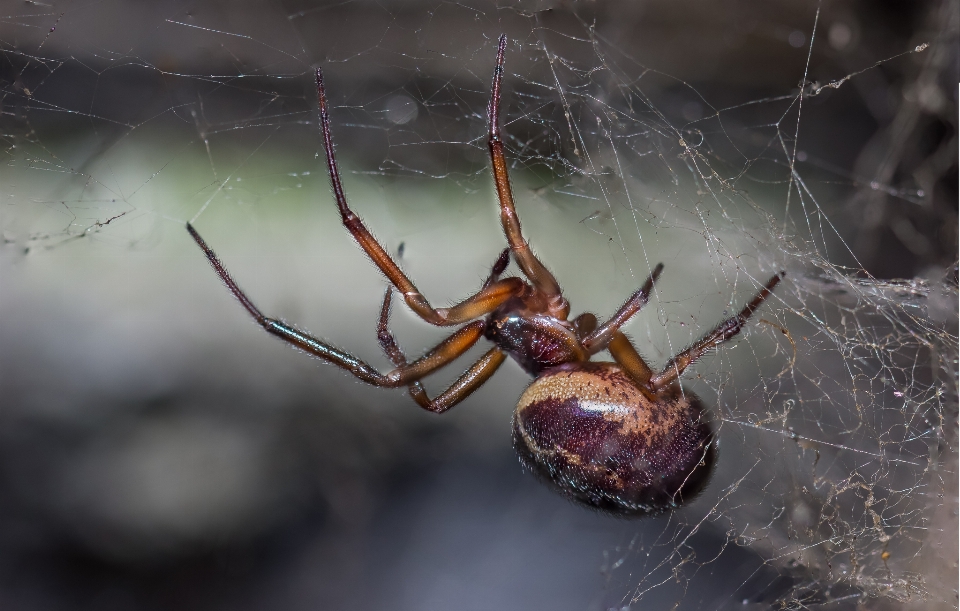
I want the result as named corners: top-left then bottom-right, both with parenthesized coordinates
top-left (512, 362), bottom-right (715, 515)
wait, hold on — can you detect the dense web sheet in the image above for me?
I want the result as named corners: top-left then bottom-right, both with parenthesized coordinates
top-left (1, 1), bottom-right (956, 610)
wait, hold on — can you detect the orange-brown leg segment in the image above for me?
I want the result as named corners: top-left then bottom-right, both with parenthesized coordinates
top-left (650, 272), bottom-right (785, 390)
top-left (583, 263), bottom-right (664, 353)
top-left (419, 348), bottom-right (506, 413)
top-left (607, 332), bottom-right (655, 385)
top-left (386, 314), bottom-right (487, 386)
top-left (377, 288), bottom-right (505, 413)
top-left (487, 35), bottom-right (568, 317)
top-left (316, 68), bottom-right (523, 326)
top-left (189, 222), bottom-right (488, 389)
top-left (607, 331), bottom-right (658, 402)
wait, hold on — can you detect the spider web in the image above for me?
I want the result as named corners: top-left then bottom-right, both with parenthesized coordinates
top-left (0, 1), bottom-right (956, 610)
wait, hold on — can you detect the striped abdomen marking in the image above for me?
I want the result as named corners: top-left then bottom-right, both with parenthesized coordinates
top-left (512, 362), bottom-right (715, 515)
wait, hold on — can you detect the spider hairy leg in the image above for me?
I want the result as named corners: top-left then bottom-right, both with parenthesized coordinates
top-left (607, 331), bottom-right (656, 395)
top-left (482, 248), bottom-right (511, 288)
top-left (315, 67), bottom-right (523, 327)
top-left (186, 223), bottom-right (267, 325)
top-left (392, 321), bottom-right (487, 384)
top-left (424, 348), bottom-right (507, 413)
top-left (187, 222), bottom-right (394, 385)
top-left (487, 35), bottom-right (567, 316)
top-left (377, 288), bottom-right (410, 368)
top-left (583, 263), bottom-right (664, 353)
top-left (188, 222), bottom-right (490, 390)
top-left (377, 288), bottom-right (430, 405)
top-left (377, 287), bottom-right (506, 413)
top-left (650, 271), bottom-right (786, 389)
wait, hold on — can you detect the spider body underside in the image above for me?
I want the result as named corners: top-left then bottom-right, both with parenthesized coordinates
top-left (187, 35), bottom-right (783, 516)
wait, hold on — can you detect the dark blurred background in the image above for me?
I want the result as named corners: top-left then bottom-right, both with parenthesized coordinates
top-left (0, 1), bottom-right (956, 610)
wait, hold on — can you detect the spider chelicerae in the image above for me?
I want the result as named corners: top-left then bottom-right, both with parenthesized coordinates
top-left (187, 35), bottom-right (784, 516)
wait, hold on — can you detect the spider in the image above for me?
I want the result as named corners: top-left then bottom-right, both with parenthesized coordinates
top-left (186, 35), bottom-right (784, 516)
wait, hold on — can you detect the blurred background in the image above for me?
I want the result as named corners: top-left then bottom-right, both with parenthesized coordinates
top-left (0, 1), bottom-right (956, 610)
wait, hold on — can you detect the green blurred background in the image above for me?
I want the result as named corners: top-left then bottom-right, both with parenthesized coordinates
top-left (0, 1), bottom-right (955, 610)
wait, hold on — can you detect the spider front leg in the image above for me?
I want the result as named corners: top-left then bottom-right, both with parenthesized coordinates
top-left (582, 263), bottom-right (664, 353)
top-left (380, 248), bottom-right (511, 391)
top-left (377, 249), bottom-right (509, 404)
top-left (187, 223), bottom-right (393, 385)
top-left (188, 223), bottom-right (491, 390)
top-left (377, 288), bottom-right (505, 413)
top-left (487, 35), bottom-right (568, 317)
top-left (316, 69), bottom-right (522, 327)
top-left (650, 272), bottom-right (785, 390)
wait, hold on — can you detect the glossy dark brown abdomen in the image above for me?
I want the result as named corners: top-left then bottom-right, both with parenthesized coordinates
top-left (512, 362), bottom-right (715, 515)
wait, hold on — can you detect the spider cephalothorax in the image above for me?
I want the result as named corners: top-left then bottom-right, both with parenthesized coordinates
top-left (187, 35), bottom-right (783, 516)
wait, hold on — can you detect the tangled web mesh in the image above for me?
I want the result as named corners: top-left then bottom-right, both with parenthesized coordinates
top-left (1, 2), bottom-right (956, 609)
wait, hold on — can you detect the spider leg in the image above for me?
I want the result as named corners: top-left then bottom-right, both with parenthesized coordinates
top-left (382, 249), bottom-right (508, 383)
top-left (188, 222), bottom-right (392, 385)
top-left (607, 331), bottom-right (658, 401)
top-left (316, 68), bottom-right (522, 326)
top-left (482, 248), bottom-right (511, 289)
top-left (582, 263), bottom-right (664, 353)
top-left (377, 288), bottom-right (412, 368)
top-left (376, 288), bottom-right (504, 413)
top-left (377, 291), bottom-right (487, 385)
top-left (413, 348), bottom-right (506, 414)
top-left (487, 35), bottom-right (567, 316)
top-left (403, 348), bottom-right (507, 414)
top-left (572, 312), bottom-right (598, 338)
top-left (189, 222), bottom-right (484, 388)
top-left (376, 288), bottom-right (429, 404)
top-left (376, 249), bottom-right (507, 406)
top-left (650, 272), bottom-right (785, 390)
